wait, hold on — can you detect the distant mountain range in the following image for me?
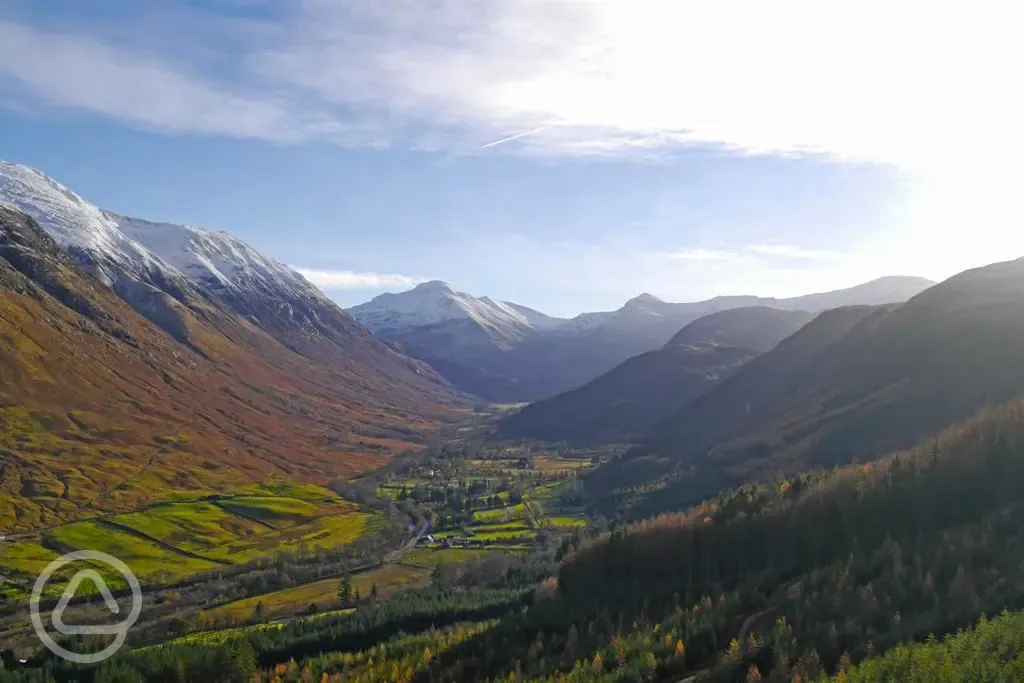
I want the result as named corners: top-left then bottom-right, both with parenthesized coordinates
top-left (349, 276), bottom-right (935, 401)
top-left (498, 307), bottom-right (815, 444)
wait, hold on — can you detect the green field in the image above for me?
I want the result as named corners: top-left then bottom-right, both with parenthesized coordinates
top-left (532, 455), bottom-right (591, 472)
top-left (203, 563), bottom-right (431, 621)
top-left (217, 495), bottom-right (341, 527)
top-left (403, 547), bottom-right (519, 568)
top-left (546, 515), bottom-right (588, 528)
top-left (247, 481), bottom-right (343, 502)
top-left (162, 619), bottom-right (291, 647)
top-left (472, 503), bottom-right (531, 524)
top-left (115, 499), bottom-right (373, 563)
top-left (12, 485), bottom-right (378, 592)
top-left (48, 521), bottom-right (220, 583)
top-left (116, 502), bottom-right (270, 553)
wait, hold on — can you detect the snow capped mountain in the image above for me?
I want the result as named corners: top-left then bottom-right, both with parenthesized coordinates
top-left (0, 160), bottom-right (332, 310)
top-left (550, 292), bottom-right (724, 340)
top-left (349, 280), bottom-right (552, 349)
top-left (0, 158), bottom-right (455, 403)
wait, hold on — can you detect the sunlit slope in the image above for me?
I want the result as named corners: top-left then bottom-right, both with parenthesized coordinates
top-left (0, 206), bottom-right (441, 530)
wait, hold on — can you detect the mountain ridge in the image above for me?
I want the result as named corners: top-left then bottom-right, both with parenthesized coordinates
top-left (0, 159), bottom-right (456, 407)
top-left (591, 256), bottom-right (1024, 517)
top-left (498, 307), bottom-right (816, 444)
top-left (349, 276), bottom-right (935, 401)
top-left (0, 206), bottom-right (448, 530)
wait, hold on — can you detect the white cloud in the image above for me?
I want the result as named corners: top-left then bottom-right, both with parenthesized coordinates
top-left (293, 267), bottom-right (424, 290)
top-left (0, 19), bottom-right (338, 142)
top-left (5, 0), bottom-right (1023, 291)
top-left (254, 0), bottom-right (1023, 169)
top-left (3, 1), bottom-right (1021, 170)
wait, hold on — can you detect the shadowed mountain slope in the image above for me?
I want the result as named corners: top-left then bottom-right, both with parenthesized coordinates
top-left (498, 307), bottom-right (814, 444)
top-left (592, 258), bottom-right (1024, 516)
top-left (350, 278), bottom-right (933, 402)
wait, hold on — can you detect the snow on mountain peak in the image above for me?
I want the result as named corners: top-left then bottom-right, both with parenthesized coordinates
top-left (111, 212), bottom-right (327, 302)
top-left (0, 160), bottom-right (166, 285)
top-left (412, 279), bottom-right (456, 292)
top-left (349, 280), bottom-right (544, 344)
top-left (0, 160), bottom-right (326, 304)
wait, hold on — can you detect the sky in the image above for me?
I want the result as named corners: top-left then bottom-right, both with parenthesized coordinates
top-left (1, 1), bottom-right (1022, 317)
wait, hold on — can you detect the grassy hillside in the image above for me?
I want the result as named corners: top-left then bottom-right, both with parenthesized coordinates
top-left (0, 206), bottom-right (453, 532)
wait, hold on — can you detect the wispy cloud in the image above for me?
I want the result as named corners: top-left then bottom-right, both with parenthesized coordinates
top-left (293, 267), bottom-right (424, 290)
top-left (2, 1), bottom-right (1020, 167)
top-left (746, 245), bottom-right (845, 261)
top-left (479, 126), bottom-right (552, 150)
top-left (0, 20), bottom-right (333, 142)
top-left (665, 249), bottom-right (749, 262)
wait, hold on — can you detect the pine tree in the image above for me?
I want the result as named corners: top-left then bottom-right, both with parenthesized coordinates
top-left (339, 572), bottom-right (353, 603)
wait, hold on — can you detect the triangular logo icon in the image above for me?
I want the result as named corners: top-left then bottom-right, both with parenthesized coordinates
top-left (51, 569), bottom-right (122, 635)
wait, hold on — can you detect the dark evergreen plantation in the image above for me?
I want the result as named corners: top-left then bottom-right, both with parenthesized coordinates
top-left (409, 400), bottom-right (1024, 681)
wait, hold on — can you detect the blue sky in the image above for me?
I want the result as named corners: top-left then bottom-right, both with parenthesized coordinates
top-left (1, 1), bottom-right (1021, 316)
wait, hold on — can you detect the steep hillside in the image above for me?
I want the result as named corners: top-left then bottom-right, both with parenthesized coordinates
top-left (499, 307), bottom-right (814, 444)
top-left (0, 207), bottom-right (445, 531)
top-left (422, 399), bottom-right (1024, 682)
top-left (664, 307), bottom-right (814, 351)
top-left (499, 343), bottom-right (755, 444)
top-left (0, 160), bottom-right (455, 411)
top-left (594, 257), bottom-right (1024, 517)
top-left (349, 278), bottom-right (933, 402)
top-left (585, 304), bottom-right (893, 509)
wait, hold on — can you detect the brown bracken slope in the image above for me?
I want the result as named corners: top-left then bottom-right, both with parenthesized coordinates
top-left (0, 206), bottom-right (456, 531)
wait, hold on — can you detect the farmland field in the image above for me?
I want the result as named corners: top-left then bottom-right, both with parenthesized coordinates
top-left (403, 547), bottom-right (519, 568)
top-left (2, 483), bottom-right (379, 596)
top-left (532, 455), bottom-right (591, 472)
top-left (116, 499), bottom-right (374, 563)
top-left (202, 563), bottom-right (431, 621)
top-left (48, 521), bottom-right (221, 583)
top-left (545, 515), bottom-right (588, 528)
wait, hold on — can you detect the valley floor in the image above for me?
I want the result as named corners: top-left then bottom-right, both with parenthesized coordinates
top-left (0, 430), bottom-right (600, 673)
